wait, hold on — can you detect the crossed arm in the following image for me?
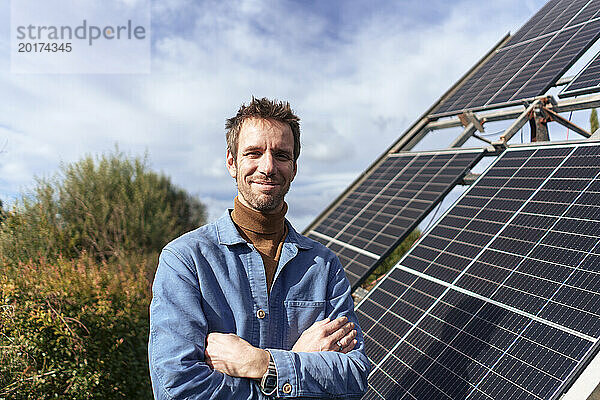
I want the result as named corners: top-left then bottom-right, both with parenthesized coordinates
top-left (204, 316), bottom-right (358, 379)
top-left (149, 248), bottom-right (370, 399)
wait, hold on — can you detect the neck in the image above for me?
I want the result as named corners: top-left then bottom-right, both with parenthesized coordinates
top-left (232, 196), bottom-right (287, 234)
top-left (237, 195), bottom-right (284, 215)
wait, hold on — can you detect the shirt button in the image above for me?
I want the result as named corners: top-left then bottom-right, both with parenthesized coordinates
top-left (282, 383), bottom-right (292, 394)
top-left (256, 309), bottom-right (266, 319)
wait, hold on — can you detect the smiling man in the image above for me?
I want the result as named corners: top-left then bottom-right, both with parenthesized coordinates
top-left (149, 97), bottom-right (370, 399)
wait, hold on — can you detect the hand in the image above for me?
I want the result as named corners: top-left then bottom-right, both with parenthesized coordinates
top-left (292, 316), bottom-right (357, 353)
top-left (205, 333), bottom-right (270, 379)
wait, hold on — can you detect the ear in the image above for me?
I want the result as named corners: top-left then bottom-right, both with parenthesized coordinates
top-left (226, 149), bottom-right (237, 179)
top-left (291, 161), bottom-right (297, 182)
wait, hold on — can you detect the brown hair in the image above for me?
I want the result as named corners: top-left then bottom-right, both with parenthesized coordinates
top-left (226, 97), bottom-right (301, 162)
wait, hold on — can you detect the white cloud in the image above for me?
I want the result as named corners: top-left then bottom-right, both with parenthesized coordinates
top-left (0, 0), bottom-right (557, 230)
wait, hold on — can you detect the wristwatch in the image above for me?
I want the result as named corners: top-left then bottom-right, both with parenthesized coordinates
top-left (260, 352), bottom-right (278, 396)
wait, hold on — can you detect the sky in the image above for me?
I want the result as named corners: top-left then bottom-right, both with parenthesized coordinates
top-left (0, 0), bottom-right (586, 230)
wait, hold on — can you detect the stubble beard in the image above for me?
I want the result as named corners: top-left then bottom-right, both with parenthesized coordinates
top-left (236, 172), bottom-right (290, 213)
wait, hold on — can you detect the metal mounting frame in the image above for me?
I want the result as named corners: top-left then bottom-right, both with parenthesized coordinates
top-left (303, 93), bottom-right (600, 237)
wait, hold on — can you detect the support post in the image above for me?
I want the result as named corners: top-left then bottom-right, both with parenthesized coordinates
top-left (450, 122), bottom-right (477, 148)
top-left (530, 107), bottom-right (550, 142)
top-left (495, 99), bottom-right (542, 144)
top-left (541, 106), bottom-right (591, 138)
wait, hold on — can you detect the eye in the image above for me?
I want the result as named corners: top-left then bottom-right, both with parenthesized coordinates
top-left (244, 151), bottom-right (262, 157)
top-left (275, 152), bottom-right (292, 161)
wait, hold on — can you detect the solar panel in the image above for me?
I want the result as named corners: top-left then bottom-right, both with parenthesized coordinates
top-left (560, 51), bottom-right (600, 98)
top-left (307, 149), bottom-right (485, 290)
top-left (357, 141), bottom-right (600, 400)
top-left (432, 0), bottom-right (600, 117)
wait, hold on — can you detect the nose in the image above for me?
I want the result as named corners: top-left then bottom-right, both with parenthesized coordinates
top-left (258, 151), bottom-right (276, 177)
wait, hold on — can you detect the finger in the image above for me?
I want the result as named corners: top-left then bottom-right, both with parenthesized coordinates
top-left (339, 329), bottom-right (357, 348)
top-left (307, 318), bottom-right (330, 333)
top-left (323, 316), bottom-right (348, 335)
top-left (340, 327), bottom-right (357, 343)
top-left (332, 328), bottom-right (356, 353)
top-left (204, 351), bottom-right (214, 368)
top-left (325, 323), bottom-right (354, 351)
top-left (341, 339), bottom-right (358, 354)
top-left (330, 322), bottom-right (354, 343)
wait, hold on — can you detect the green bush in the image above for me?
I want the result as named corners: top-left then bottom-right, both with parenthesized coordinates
top-left (0, 149), bottom-right (205, 262)
top-left (0, 199), bottom-right (5, 223)
top-left (0, 150), bottom-right (206, 399)
top-left (0, 254), bottom-right (153, 399)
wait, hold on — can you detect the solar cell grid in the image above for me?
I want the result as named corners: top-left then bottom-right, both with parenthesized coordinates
top-left (504, 0), bottom-right (561, 46)
top-left (519, 0), bottom-right (574, 42)
top-left (545, 0), bottom-right (590, 34)
top-left (309, 149), bottom-right (484, 289)
top-left (569, 0), bottom-right (600, 27)
top-left (466, 39), bottom-right (550, 107)
top-left (357, 142), bottom-right (600, 399)
top-left (491, 29), bottom-right (575, 104)
top-left (432, 0), bottom-right (600, 116)
top-left (512, 18), bottom-right (600, 101)
top-left (560, 51), bottom-right (600, 97)
top-left (362, 287), bottom-right (595, 400)
top-left (440, 43), bottom-right (539, 114)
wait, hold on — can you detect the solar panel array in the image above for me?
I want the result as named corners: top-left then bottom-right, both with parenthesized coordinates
top-left (307, 149), bottom-right (484, 289)
top-left (560, 51), bottom-right (600, 98)
top-left (432, 0), bottom-right (600, 116)
top-left (357, 142), bottom-right (600, 400)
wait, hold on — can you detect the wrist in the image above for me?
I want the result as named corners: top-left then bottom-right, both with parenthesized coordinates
top-left (258, 350), bottom-right (278, 396)
top-left (250, 348), bottom-right (270, 379)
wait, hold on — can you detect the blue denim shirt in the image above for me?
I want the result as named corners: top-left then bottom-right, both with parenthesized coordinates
top-left (149, 211), bottom-right (370, 399)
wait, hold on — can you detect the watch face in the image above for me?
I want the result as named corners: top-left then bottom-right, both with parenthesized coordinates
top-left (264, 373), bottom-right (277, 390)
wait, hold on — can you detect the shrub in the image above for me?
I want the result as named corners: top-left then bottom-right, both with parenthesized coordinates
top-left (0, 149), bottom-right (205, 262)
top-left (0, 199), bottom-right (5, 223)
top-left (0, 149), bottom-right (206, 398)
top-left (0, 254), bottom-right (153, 399)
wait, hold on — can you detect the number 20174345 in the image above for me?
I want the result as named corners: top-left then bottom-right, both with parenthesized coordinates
top-left (17, 42), bottom-right (72, 52)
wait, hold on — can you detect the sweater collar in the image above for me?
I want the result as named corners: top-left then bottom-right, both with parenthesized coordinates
top-left (231, 196), bottom-right (287, 235)
top-left (215, 208), bottom-right (313, 250)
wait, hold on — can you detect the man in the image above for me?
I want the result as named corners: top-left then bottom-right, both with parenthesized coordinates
top-left (149, 97), bottom-right (370, 399)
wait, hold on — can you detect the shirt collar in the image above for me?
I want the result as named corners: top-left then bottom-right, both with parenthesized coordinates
top-left (216, 209), bottom-right (313, 250)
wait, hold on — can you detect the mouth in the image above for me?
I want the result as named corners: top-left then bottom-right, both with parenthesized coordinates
top-left (251, 180), bottom-right (281, 191)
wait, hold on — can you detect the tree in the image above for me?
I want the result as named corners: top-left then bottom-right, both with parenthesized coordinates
top-left (0, 149), bottom-right (206, 262)
top-left (591, 108), bottom-right (599, 134)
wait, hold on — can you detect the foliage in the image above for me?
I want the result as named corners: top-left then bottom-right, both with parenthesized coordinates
top-left (0, 149), bottom-right (206, 398)
top-left (591, 108), bottom-right (599, 134)
top-left (361, 229), bottom-right (421, 289)
top-left (0, 254), bottom-right (154, 399)
top-left (0, 149), bottom-right (205, 262)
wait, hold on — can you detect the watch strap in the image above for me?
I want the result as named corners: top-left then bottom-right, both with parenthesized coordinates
top-left (260, 351), bottom-right (278, 396)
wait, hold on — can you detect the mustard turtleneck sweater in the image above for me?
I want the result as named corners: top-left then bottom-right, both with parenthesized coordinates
top-left (231, 196), bottom-right (288, 293)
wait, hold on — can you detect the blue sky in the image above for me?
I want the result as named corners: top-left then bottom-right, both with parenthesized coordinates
top-left (0, 0), bottom-right (571, 229)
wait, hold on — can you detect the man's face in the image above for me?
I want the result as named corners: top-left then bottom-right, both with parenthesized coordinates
top-left (226, 117), bottom-right (297, 213)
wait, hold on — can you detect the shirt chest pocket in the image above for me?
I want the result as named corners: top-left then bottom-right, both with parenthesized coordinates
top-left (283, 300), bottom-right (326, 349)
